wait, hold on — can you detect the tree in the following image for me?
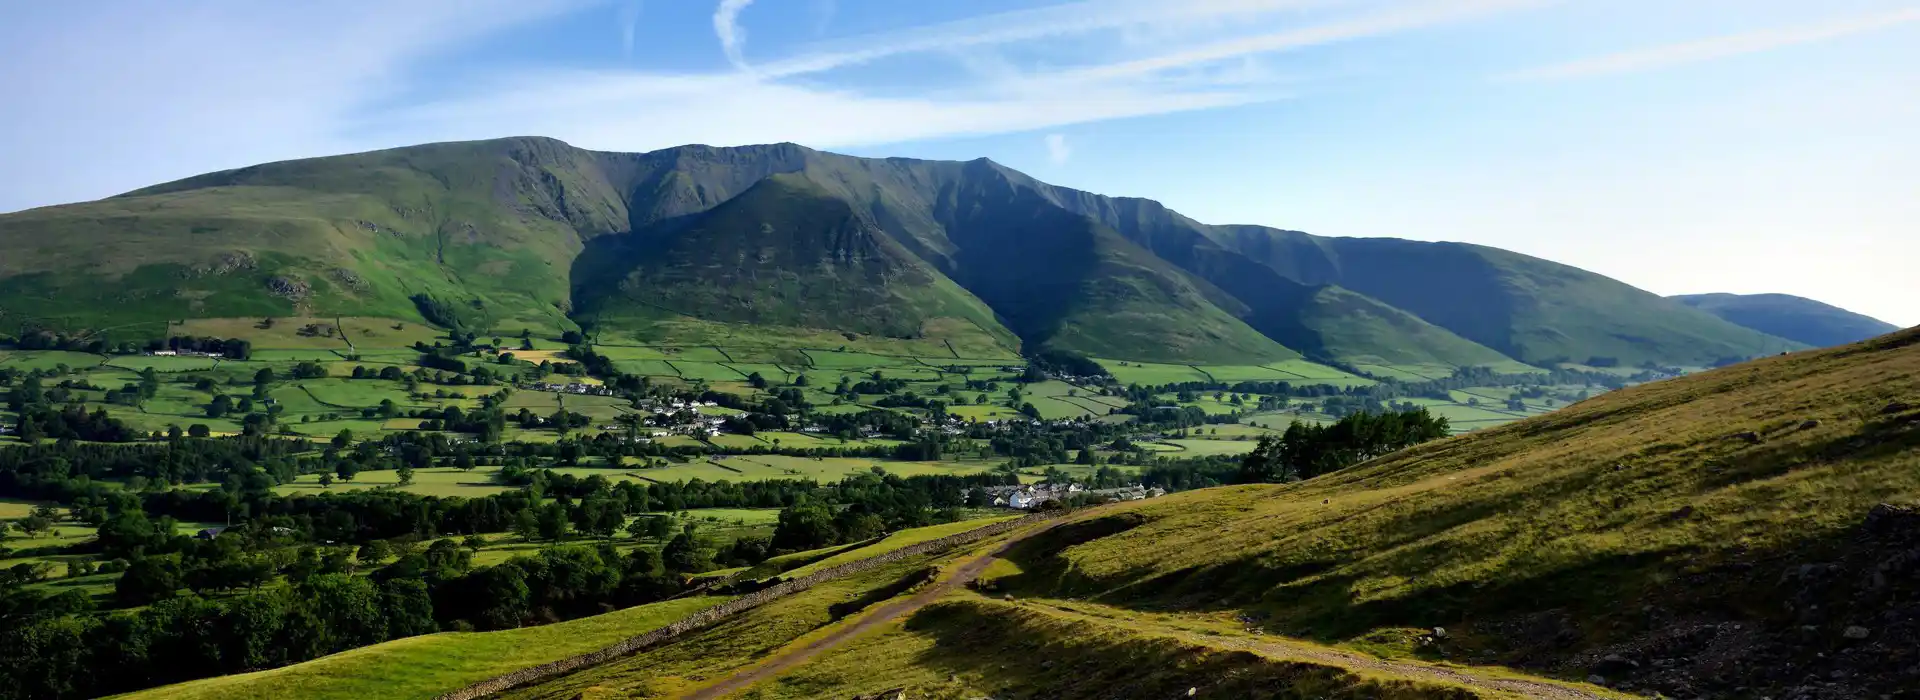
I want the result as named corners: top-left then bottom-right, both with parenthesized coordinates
top-left (335, 461), bottom-right (359, 482)
top-left (206, 394), bottom-right (234, 418)
top-left (332, 429), bottom-right (354, 449)
top-left (318, 472), bottom-right (335, 488)
top-left (536, 503), bottom-right (570, 542)
top-left (462, 534), bottom-right (487, 551)
top-left (513, 509), bottom-right (541, 542)
top-left (396, 465), bottom-right (415, 487)
top-left (663, 532), bottom-right (712, 573)
top-left (357, 540), bottom-right (394, 565)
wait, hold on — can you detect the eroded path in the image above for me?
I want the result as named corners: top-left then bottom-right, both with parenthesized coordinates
top-left (677, 511), bottom-right (1620, 700)
top-left (678, 519), bottom-right (1059, 700)
top-left (1023, 599), bottom-right (1621, 700)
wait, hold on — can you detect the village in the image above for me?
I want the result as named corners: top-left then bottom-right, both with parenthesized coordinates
top-left (972, 482), bottom-right (1166, 510)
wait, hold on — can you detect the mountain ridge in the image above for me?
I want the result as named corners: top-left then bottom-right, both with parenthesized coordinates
top-left (1672, 292), bottom-right (1900, 349)
top-left (0, 136), bottom-right (1801, 366)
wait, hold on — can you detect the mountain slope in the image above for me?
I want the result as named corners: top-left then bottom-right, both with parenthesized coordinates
top-left (926, 165), bottom-right (1297, 364)
top-left (573, 173), bottom-right (1014, 346)
top-left (1673, 292), bottom-right (1901, 348)
top-left (0, 136), bottom-right (1796, 367)
top-left (979, 327), bottom-right (1920, 697)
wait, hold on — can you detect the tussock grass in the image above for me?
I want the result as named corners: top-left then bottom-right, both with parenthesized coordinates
top-left (118, 596), bottom-right (723, 700)
top-left (998, 330), bottom-right (1920, 658)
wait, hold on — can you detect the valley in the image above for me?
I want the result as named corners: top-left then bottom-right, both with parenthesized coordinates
top-left (0, 138), bottom-right (1908, 700)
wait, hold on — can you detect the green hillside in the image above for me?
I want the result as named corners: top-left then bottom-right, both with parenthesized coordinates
top-left (574, 174), bottom-right (1015, 347)
top-left (1673, 292), bottom-right (1902, 348)
top-left (963, 328), bottom-right (1920, 697)
top-left (0, 136), bottom-right (1792, 367)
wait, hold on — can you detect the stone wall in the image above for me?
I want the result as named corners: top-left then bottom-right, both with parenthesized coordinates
top-left (433, 513), bottom-right (1052, 700)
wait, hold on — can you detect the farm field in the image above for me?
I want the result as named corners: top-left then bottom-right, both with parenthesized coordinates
top-left (1153, 439), bottom-right (1260, 456)
top-left (1097, 358), bottom-right (1375, 389)
top-left (0, 350), bottom-right (107, 370)
top-left (271, 468), bottom-right (516, 498)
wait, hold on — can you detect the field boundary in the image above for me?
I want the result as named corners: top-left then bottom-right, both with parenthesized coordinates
top-left (432, 512), bottom-right (1056, 700)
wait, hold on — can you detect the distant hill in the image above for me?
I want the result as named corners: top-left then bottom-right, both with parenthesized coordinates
top-left (1672, 292), bottom-right (1901, 348)
top-left (0, 136), bottom-right (1798, 366)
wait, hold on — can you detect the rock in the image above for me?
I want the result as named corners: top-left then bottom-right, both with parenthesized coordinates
top-left (1883, 402), bottom-right (1912, 415)
top-left (265, 275), bottom-right (311, 301)
top-left (1431, 627), bottom-right (1447, 639)
top-left (1800, 419), bottom-right (1821, 430)
top-left (1594, 653), bottom-right (1641, 675)
top-left (1843, 625), bottom-right (1871, 640)
top-left (1588, 674), bottom-right (1608, 686)
top-left (1734, 431), bottom-right (1763, 444)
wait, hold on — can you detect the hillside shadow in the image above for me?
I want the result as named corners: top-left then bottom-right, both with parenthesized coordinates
top-left (899, 601), bottom-right (1480, 700)
top-left (987, 501), bottom-right (1920, 697)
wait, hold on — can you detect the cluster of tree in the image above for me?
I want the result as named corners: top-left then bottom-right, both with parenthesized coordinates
top-left (160, 336), bottom-right (252, 359)
top-left (1235, 408), bottom-right (1451, 483)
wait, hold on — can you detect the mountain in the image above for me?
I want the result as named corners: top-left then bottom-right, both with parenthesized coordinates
top-left (1672, 292), bottom-right (1901, 348)
top-left (0, 136), bottom-right (1796, 366)
top-left (571, 173), bottom-right (1014, 347)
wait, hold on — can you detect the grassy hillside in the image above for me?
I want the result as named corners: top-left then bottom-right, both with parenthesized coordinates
top-left (1219, 233), bottom-right (1800, 366)
top-left (574, 174), bottom-right (1015, 347)
top-left (120, 595), bottom-right (722, 700)
top-left (937, 182), bottom-right (1296, 364)
top-left (0, 136), bottom-right (1789, 367)
top-left (974, 328), bottom-right (1920, 696)
top-left (1674, 292), bottom-right (1902, 348)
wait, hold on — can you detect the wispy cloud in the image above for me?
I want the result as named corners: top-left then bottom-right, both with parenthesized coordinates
top-left (753, 0), bottom-right (1347, 79)
top-left (619, 1), bottom-right (644, 59)
top-left (713, 0), bottom-right (755, 69)
top-left (1045, 133), bottom-right (1072, 164)
top-left (1502, 7), bottom-right (1920, 81)
top-left (0, 0), bottom-right (1538, 211)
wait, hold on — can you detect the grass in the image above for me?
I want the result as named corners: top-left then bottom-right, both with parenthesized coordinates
top-left (731, 597), bottom-right (1519, 700)
top-left (104, 355), bottom-right (223, 372)
top-left (782, 516), bottom-right (1021, 578)
top-left (0, 350), bottom-right (108, 370)
top-left (0, 497), bottom-right (48, 519)
top-left (118, 596), bottom-right (724, 700)
top-left (982, 330), bottom-right (1920, 678)
top-left (272, 468), bottom-right (516, 498)
top-left (496, 541), bottom-right (994, 700)
top-left (1155, 438), bottom-right (1260, 456)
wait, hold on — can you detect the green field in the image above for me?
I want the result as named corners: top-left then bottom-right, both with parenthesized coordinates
top-left (1153, 439), bottom-right (1259, 456)
top-left (0, 350), bottom-right (108, 370)
top-left (273, 468), bottom-right (516, 498)
top-left (104, 355), bottom-right (223, 372)
top-left (122, 596), bottom-right (724, 700)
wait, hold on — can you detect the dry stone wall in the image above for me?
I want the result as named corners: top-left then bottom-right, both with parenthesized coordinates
top-left (434, 513), bottom-right (1053, 699)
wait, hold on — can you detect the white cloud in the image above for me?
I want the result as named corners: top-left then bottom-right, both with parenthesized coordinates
top-left (0, 1), bottom-right (589, 213)
top-left (0, 0), bottom-right (1533, 212)
top-left (713, 0), bottom-right (756, 69)
top-left (620, 1), bottom-right (644, 59)
top-left (754, 0), bottom-right (1346, 79)
top-left (1502, 6), bottom-right (1920, 81)
top-left (1045, 134), bottom-right (1072, 164)
top-left (381, 71), bottom-right (1262, 154)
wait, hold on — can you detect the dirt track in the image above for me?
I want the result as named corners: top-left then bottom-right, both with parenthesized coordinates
top-left (679, 518), bottom-right (1617, 700)
top-left (679, 519), bottom-right (1057, 700)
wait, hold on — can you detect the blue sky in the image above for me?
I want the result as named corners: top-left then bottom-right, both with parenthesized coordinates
top-left (3, 0), bottom-right (1916, 325)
